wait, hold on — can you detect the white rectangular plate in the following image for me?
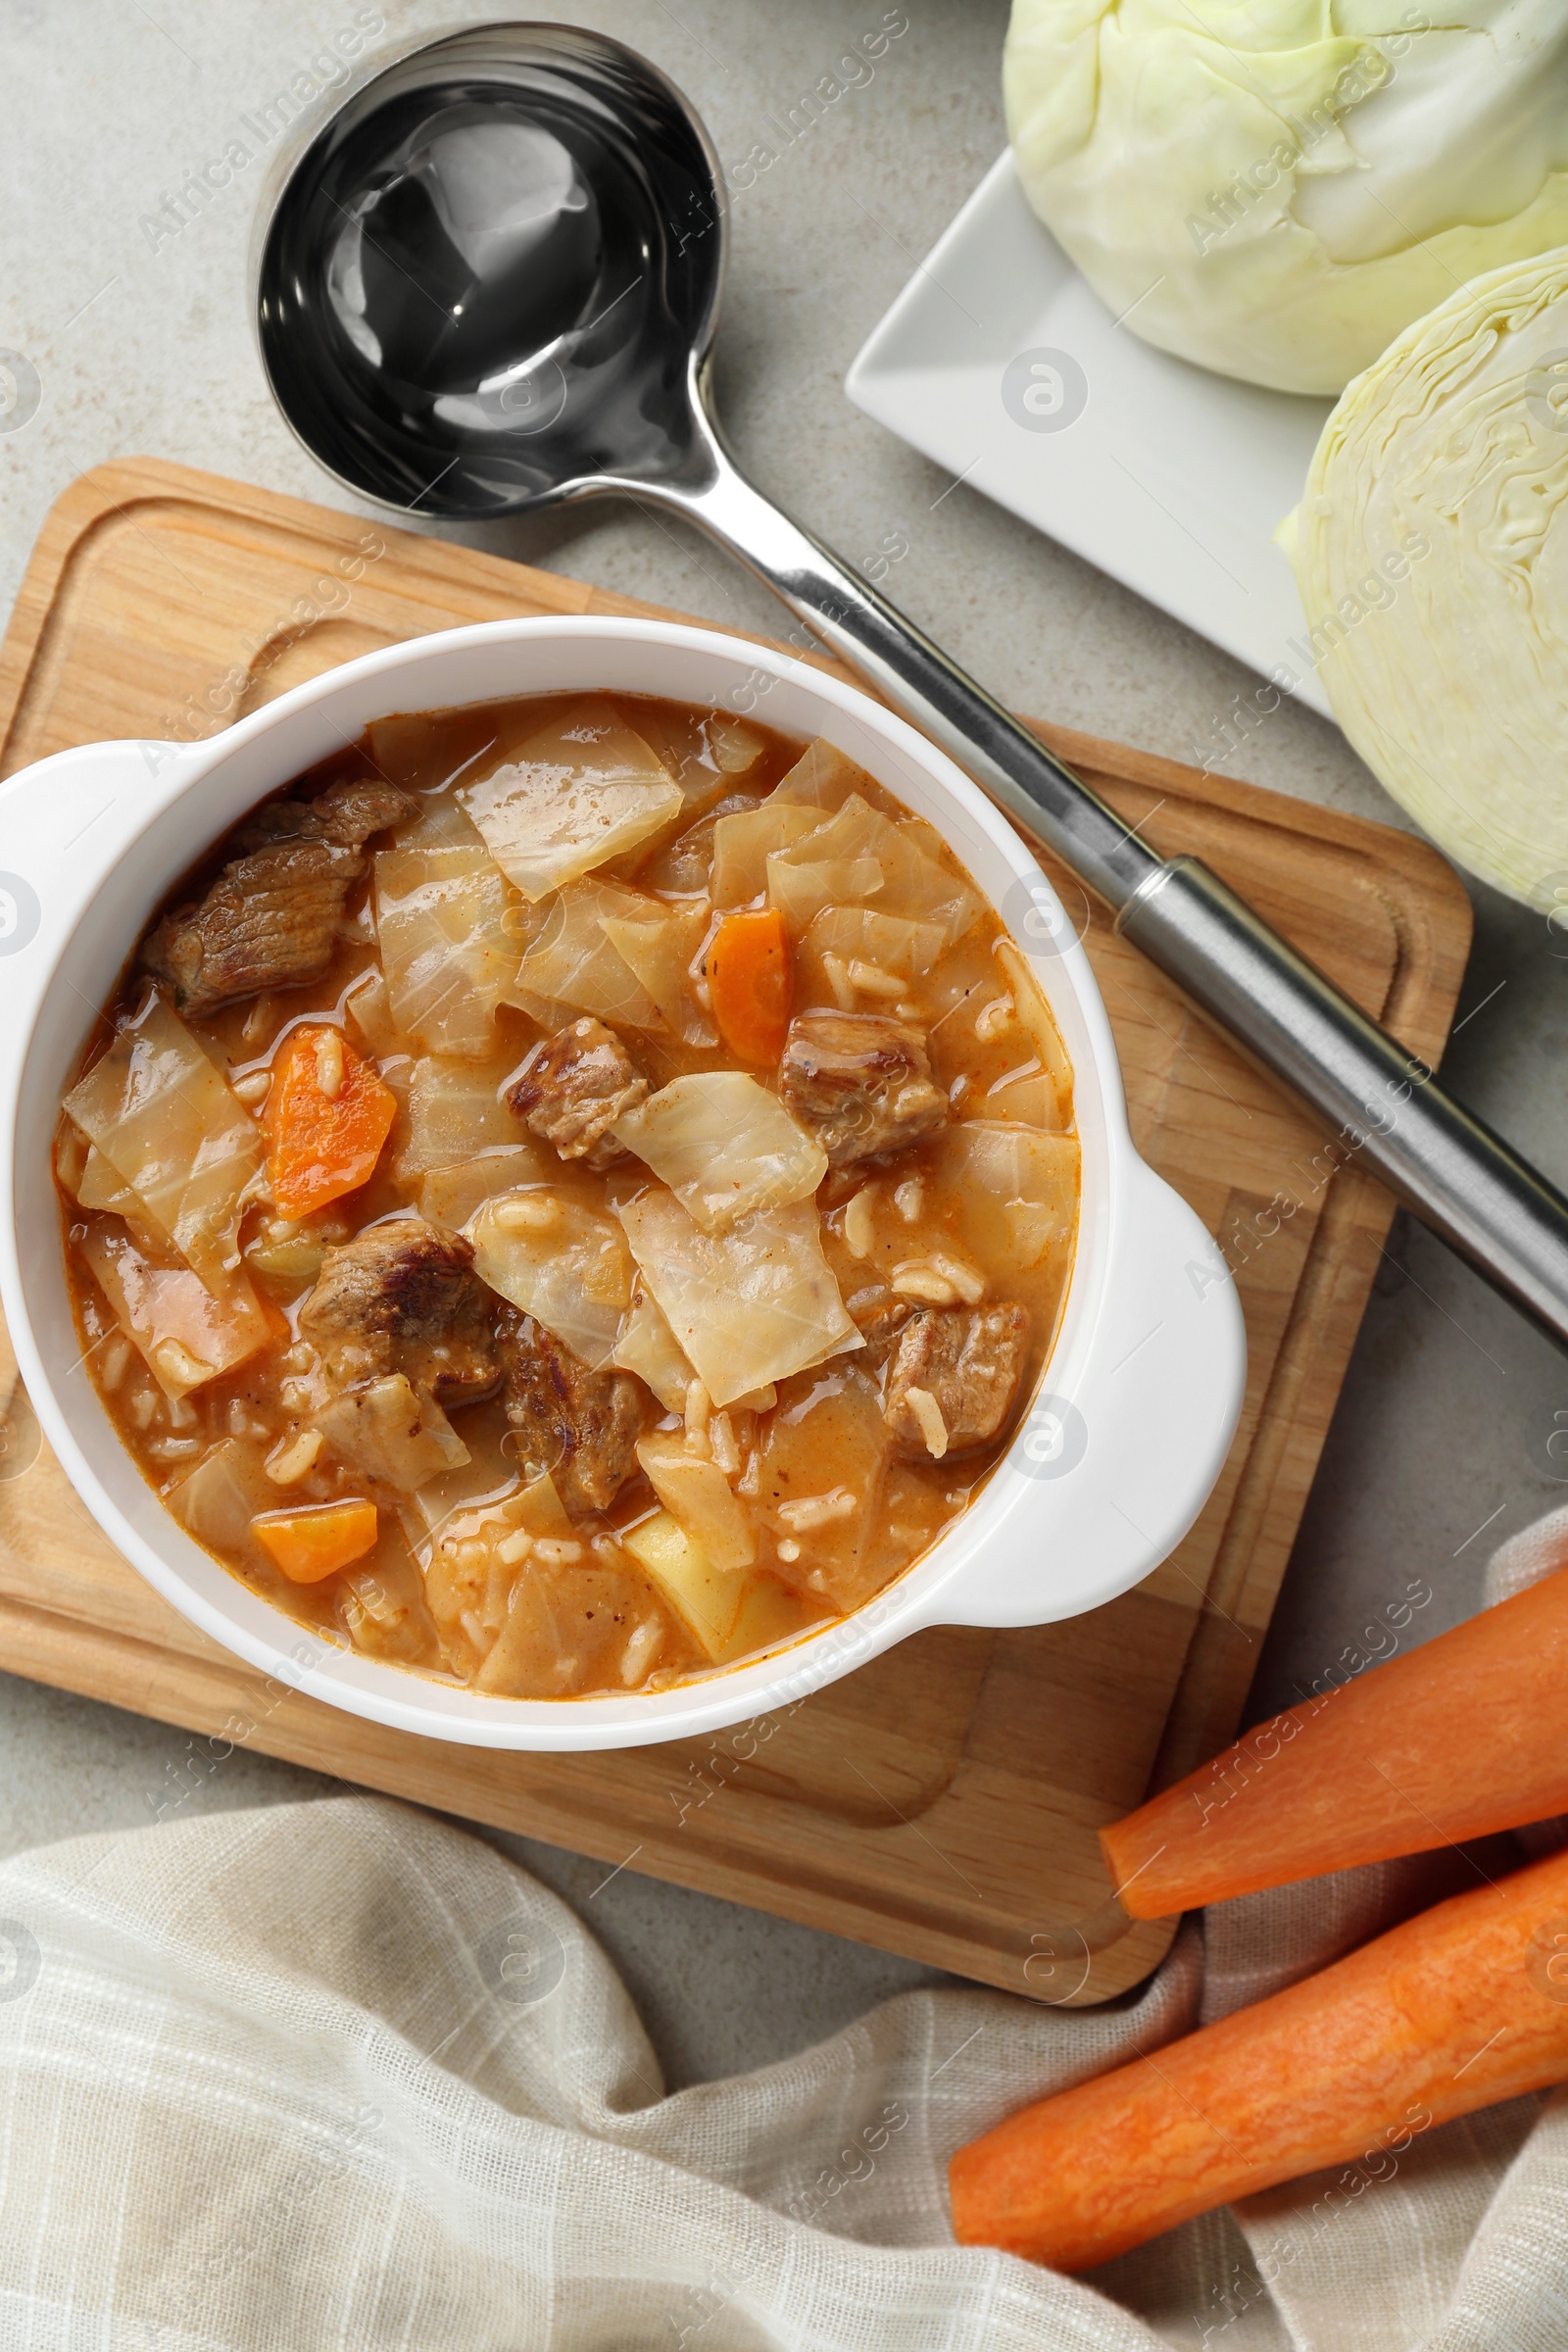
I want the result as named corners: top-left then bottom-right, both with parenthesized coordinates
top-left (846, 153), bottom-right (1337, 721)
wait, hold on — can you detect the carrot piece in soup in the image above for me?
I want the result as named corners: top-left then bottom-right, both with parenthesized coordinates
top-left (707, 907), bottom-right (792, 1066)
top-left (267, 1023), bottom-right (397, 1218)
top-left (253, 1498), bottom-right (379, 1584)
top-left (950, 1843), bottom-right (1568, 2272)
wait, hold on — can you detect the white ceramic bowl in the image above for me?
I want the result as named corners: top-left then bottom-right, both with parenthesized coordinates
top-left (0, 616), bottom-right (1245, 1750)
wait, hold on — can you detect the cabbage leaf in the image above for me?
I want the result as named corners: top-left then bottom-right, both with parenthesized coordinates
top-left (81, 1221), bottom-right (270, 1398)
top-left (64, 993), bottom-right (262, 1286)
top-left (457, 696), bottom-right (683, 899)
top-left (374, 834), bottom-right (516, 1060)
top-left (614, 1072), bottom-right (826, 1232)
top-left (466, 1190), bottom-right (633, 1368)
top-left (616, 1189), bottom-right (859, 1407)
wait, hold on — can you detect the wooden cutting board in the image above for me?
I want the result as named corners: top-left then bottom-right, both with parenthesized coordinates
top-left (0, 460), bottom-right (1471, 2002)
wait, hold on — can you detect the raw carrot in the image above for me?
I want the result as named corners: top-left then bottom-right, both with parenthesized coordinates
top-left (1102, 1567), bottom-right (1568, 1919)
top-left (707, 907), bottom-right (792, 1065)
top-left (266, 1022), bottom-right (397, 1219)
top-left (951, 1842), bottom-right (1568, 2272)
top-left (253, 1498), bottom-right (378, 1584)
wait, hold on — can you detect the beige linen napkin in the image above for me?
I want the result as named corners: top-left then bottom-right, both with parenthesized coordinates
top-left (0, 1519), bottom-right (1564, 2350)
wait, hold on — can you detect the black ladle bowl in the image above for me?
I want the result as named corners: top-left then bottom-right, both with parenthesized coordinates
top-left (255, 20), bottom-right (1568, 1349)
top-left (258, 24), bottom-right (724, 516)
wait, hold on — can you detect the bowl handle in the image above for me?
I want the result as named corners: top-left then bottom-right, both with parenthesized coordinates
top-left (937, 1157), bottom-right (1248, 1629)
top-left (0, 739), bottom-right (185, 1001)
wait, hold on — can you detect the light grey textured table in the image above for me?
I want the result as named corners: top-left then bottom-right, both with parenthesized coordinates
top-left (2, 0), bottom-right (1564, 2090)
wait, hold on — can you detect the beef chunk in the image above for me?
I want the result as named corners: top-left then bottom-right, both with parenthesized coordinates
top-left (141, 775), bottom-right (415, 1016)
top-left (497, 1309), bottom-right (645, 1516)
top-left (300, 1218), bottom-right (499, 1404)
top-left (232, 775), bottom-right (415, 854)
top-left (779, 1010), bottom-right (948, 1166)
top-left (883, 1302), bottom-right (1030, 1460)
top-left (506, 1018), bottom-right (648, 1167)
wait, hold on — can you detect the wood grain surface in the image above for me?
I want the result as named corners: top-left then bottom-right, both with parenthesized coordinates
top-left (0, 461), bottom-right (1473, 2001)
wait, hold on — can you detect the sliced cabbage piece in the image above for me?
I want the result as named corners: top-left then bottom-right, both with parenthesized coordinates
top-left (342, 967), bottom-right (404, 1056)
top-left (636, 1430), bottom-right (757, 1571)
top-left (457, 696), bottom-right (684, 899)
top-left (612, 1288), bottom-right (696, 1413)
top-left (772, 739), bottom-right (870, 812)
top-left (771, 796), bottom-right (981, 946)
top-left (765, 849), bottom-right (884, 936)
top-left (617, 1189), bottom-right (859, 1407)
top-left (797, 906), bottom-right (946, 1004)
top-left (512, 880), bottom-right (662, 1031)
top-left (314, 1373), bottom-right (469, 1492)
top-left (613, 1072), bottom-right (826, 1232)
top-left (170, 1436), bottom-right (278, 1565)
top-left (600, 903), bottom-right (713, 1044)
top-left (374, 832), bottom-right (516, 1060)
top-left (418, 1148), bottom-right (544, 1233)
top-left (710, 801), bottom-right (822, 907)
top-left (995, 939), bottom-right (1073, 1127)
top-left (81, 1222), bottom-right (270, 1398)
top-left (395, 1054), bottom-right (522, 1181)
top-left (64, 993), bottom-right (263, 1286)
top-left (630, 704), bottom-right (767, 800)
top-left (466, 1190), bottom-right (632, 1369)
top-left (933, 1121), bottom-right (1080, 1271)
top-left (474, 1545), bottom-right (678, 1693)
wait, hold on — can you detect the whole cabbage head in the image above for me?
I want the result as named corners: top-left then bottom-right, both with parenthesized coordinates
top-left (1283, 246), bottom-right (1568, 907)
top-left (1004, 0), bottom-right (1568, 395)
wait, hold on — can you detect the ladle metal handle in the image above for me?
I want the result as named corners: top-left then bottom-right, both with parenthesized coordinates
top-left (637, 413), bottom-right (1568, 1351)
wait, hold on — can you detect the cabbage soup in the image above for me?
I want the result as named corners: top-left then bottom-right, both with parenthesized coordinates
top-left (55, 693), bottom-right (1080, 1698)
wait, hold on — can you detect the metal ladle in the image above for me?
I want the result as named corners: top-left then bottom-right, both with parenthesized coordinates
top-left (257, 19), bottom-right (1568, 1348)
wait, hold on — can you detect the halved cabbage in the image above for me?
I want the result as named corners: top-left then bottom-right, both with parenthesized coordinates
top-left (613, 1072), bottom-right (827, 1232)
top-left (81, 1222), bottom-right (270, 1398)
top-left (314, 1372), bottom-right (469, 1492)
top-left (934, 1121), bottom-right (1080, 1271)
top-left (636, 1430), bottom-right (757, 1571)
top-left (395, 1054), bottom-right (523, 1181)
top-left (64, 993), bottom-right (262, 1286)
top-left (457, 696), bottom-right (684, 899)
top-left (1282, 247), bottom-right (1568, 906)
top-left (612, 1287), bottom-right (697, 1412)
top-left (466, 1190), bottom-right (632, 1368)
top-left (710, 801), bottom-right (821, 907)
top-left (617, 1189), bottom-right (859, 1407)
top-left (374, 833), bottom-right (516, 1060)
